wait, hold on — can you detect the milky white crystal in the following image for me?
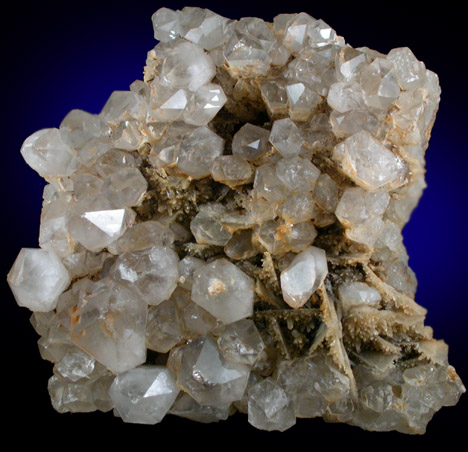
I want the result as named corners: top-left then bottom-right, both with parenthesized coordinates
top-left (176, 335), bottom-right (250, 407)
top-left (280, 246), bottom-right (328, 308)
top-left (160, 40), bottom-right (216, 92)
top-left (69, 278), bottom-right (147, 374)
top-left (337, 282), bottom-right (382, 313)
top-left (109, 366), bottom-right (179, 424)
top-left (110, 246), bottom-right (179, 305)
top-left (217, 319), bottom-right (265, 366)
top-left (232, 123), bottom-right (271, 162)
top-left (7, 248), bottom-right (71, 312)
top-left (248, 378), bottom-right (296, 432)
top-left (177, 126), bottom-right (224, 178)
top-left (269, 118), bottom-right (303, 158)
top-left (192, 259), bottom-right (254, 324)
top-left (333, 131), bottom-right (408, 191)
top-left (21, 128), bottom-right (80, 178)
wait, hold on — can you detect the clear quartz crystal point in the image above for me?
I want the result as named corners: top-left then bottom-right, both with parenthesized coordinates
top-left (152, 8), bottom-right (182, 42)
top-left (336, 187), bottom-right (390, 247)
top-left (176, 335), bottom-right (250, 406)
top-left (70, 278), bottom-right (147, 374)
top-left (9, 6), bottom-right (465, 434)
top-left (7, 248), bottom-right (71, 312)
top-left (191, 258), bottom-right (254, 324)
top-left (110, 246), bottom-right (180, 306)
top-left (217, 319), bottom-right (265, 366)
top-left (109, 366), bottom-right (179, 424)
top-left (333, 130), bottom-right (409, 191)
top-left (179, 7), bottom-right (232, 51)
top-left (177, 126), bottom-right (224, 178)
top-left (232, 123), bottom-right (271, 162)
top-left (68, 200), bottom-right (136, 252)
top-left (183, 83), bottom-right (227, 126)
top-left (224, 18), bottom-right (278, 76)
top-left (269, 118), bottom-right (303, 158)
top-left (248, 378), bottom-right (296, 432)
top-left (280, 246), bottom-right (328, 308)
top-left (160, 40), bottom-right (216, 92)
top-left (20, 129), bottom-right (80, 177)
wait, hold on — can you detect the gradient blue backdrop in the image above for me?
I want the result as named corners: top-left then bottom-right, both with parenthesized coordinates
top-left (2, 0), bottom-right (466, 444)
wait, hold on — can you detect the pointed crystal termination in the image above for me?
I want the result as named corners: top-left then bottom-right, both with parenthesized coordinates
top-left (333, 131), bottom-right (409, 191)
top-left (248, 378), bottom-right (296, 432)
top-left (191, 258), bottom-right (254, 324)
top-left (280, 246), bottom-right (328, 308)
top-left (68, 200), bottom-right (136, 253)
top-left (9, 6), bottom-right (465, 435)
top-left (176, 336), bottom-right (250, 407)
top-left (21, 129), bottom-right (80, 177)
top-left (70, 279), bottom-right (147, 374)
top-left (110, 246), bottom-right (180, 306)
top-left (110, 366), bottom-right (179, 424)
top-left (8, 248), bottom-right (71, 312)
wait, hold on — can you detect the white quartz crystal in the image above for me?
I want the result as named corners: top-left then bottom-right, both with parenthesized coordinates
top-left (211, 155), bottom-right (252, 187)
top-left (336, 187), bottom-right (390, 247)
top-left (217, 319), bottom-right (265, 366)
top-left (178, 256), bottom-right (206, 290)
top-left (387, 47), bottom-right (426, 90)
top-left (190, 205), bottom-right (233, 246)
top-left (232, 123), bottom-right (271, 162)
top-left (9, 6), bottom-right (464, 435)
top-left (179, 7), bottom-right (233, 51)
top-left (269, 118), bottom-right (303, 158)
top-left (110, 246), bottom-right (179, 305)
top-left (276, 156), bottom-right (320, 192)
top-left (107, 221), bottom-right (174, 255)
top-left (69, 278), bottom-right (147, 374)
top-left (191, 258), bottom-right (254, 324)
top-left (20, 128), bottom-right (80, 177)
top-left (109, 366), bottom-right (179, 424)
top-left (170, 392), bottom-right (231, 423)
top-left (183, 83), bottom-right (227, 125)
top-left (337, 282), bottom-right (382, 313)
top-left (160, 40), bottom-right (216, 92)
top-left (280, 246), bottom-right (328, 308)
top-left (8, 248), bottom-right (71, 312)
top-left (248, 378), bottom-right (296, 431)
top-left (177, 126), bottom-right (224, 178)
top-left (176, 336), bottom-right (250, 406)
top-left (151, 8), bottom-right (181, 42)
top-left (333, 131), bottom-right (408, 191)
top-left (68, 200), bottom-right (136, 252)
top-left (224, 18), bottom-right (278, 76)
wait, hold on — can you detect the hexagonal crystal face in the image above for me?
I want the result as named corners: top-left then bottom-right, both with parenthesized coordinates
top-left (191, 258), bottom-right (254, 324)
top-left (248, 378), bottom-right (296, 432)
top-left (8, 5), bottom-right (466, 436)
top-left (176, 336), bottom-right (250, 406)
top-left (69, 278), bottom-right (147, 374)
top-left (177, 126), bottom-right (224, 178)
top-left (110, 246), bottom-right (179, 306)
top-left (7, 248), bottom-right (71, 312)
top-left (332, 131), bottom-right (408, 191)
top-left (109, 366), bottom-right (179, 424)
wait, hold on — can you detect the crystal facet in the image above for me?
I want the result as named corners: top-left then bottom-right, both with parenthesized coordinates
top-left (9, 7), bottom-right (464, 435)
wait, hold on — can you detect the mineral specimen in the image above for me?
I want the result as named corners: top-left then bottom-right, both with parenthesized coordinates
top-left (7, 6), bottom-right (464, 434)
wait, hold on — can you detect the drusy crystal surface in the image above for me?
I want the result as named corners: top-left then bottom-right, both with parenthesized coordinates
top-left (7, 7), bottom-right (464, 433)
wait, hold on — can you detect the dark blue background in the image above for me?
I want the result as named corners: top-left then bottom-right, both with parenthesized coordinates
top-left (2, 0), bottom-right (466, 445)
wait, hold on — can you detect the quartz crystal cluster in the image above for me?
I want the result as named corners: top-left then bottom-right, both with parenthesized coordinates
top-left (7, 7), bottom-right (464, 434)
